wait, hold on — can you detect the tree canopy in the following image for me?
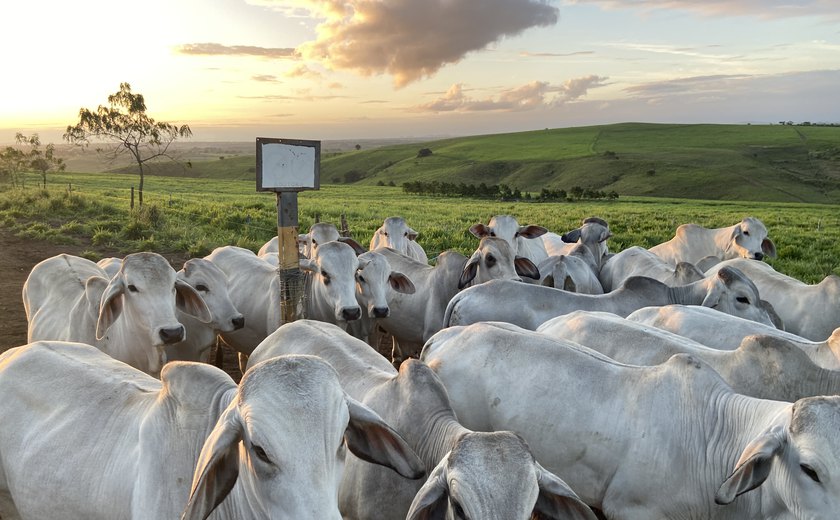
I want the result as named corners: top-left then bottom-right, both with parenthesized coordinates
top-left (64, 82), bottom-right (191, 205)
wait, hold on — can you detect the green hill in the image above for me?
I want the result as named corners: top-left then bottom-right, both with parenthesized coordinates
top-left (113, 123), bottom-right (840, 203)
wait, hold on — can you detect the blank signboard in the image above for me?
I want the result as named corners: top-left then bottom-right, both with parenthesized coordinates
top-left (256, 137), bottom-right (320, 191)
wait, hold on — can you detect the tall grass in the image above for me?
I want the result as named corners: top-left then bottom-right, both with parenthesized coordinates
top-left (1, 171), bottom-right (838, 283)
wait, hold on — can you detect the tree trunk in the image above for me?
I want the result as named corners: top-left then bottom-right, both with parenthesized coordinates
top-left (138, 163), bottom-right (145, 206)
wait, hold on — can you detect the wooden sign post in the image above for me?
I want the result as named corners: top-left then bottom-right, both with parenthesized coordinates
top-left (256, 137), bottom-right (320, 325)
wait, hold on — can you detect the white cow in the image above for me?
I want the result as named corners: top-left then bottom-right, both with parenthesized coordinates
top-left (422, 322), bottom-right (840, 519)
top-left (23, 253), bottom-right (211, 375)
top-left (259, 222), bottom-right (365, 261)
top-left (99, 256), bottom-right (244, 363)
top-left (537, 311), bottom-right (840, 401)
top-left (470, 214), bottom-right (549, 265)
top-left (166, 258), bottom-right (245, 363)
top-left (208, 242), bottom-right (362, 356)
top-left (0, 341), bottom-right (423, 520)
top-left (599, 246), bottom-right (705, 292)
top-left (537, 244), bottom-right (604, 294)
top-left (542, 217), bottom-right (612, 269)
top-left (649, 217), bottom-right (776, 266)
top-left (96, 256), bottom-right (122, 277)
top-left (627, 304), bottom-right (840, 370)
top-left (372, 237), bottom-right (539, 358)
top-left (247, 320), bottom-right (596, 520)
top-left (369, 216), bottom-right (428, 264)
top-left (705, 258), bottom-right (840, 341)
top-left (345, 250), bottom-right (415, 344)
top-left (444, 266), bottom-right (778, 331)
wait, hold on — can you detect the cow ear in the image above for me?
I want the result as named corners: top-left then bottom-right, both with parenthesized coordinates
top-left (598, 230), bottom-right (613, 243)
top-left (96, 277), bottom-right (125, 340)
top-left (696, 255), bottom-right (722, 273)
top-left (514, 256), bottom-right (541, 280)
top-left (176, 279), bottom-right (212, 323)
top-left (517, 225), bottom-right (548, 239)
top-left (343, 395), bottom-right (425, 480)
top-left (534, 462), bottom-right (598, 520)
top-left (458, 251), bottom-right (480, 289)
top-left (406, 461), bottom-right (449, 520)
top-left (541, 274), bottom-right (555, 288)
top-left (701, 269), bottom-right (732, 308)
top-left (181, 403), bottom-right (243, 520)
top-left (407, 227), bottom-right (419, 241)
top-left (339, 237), bottom-right (367, 255)
top-left (469, 223), bottom-right (490, 238)
top-left (561, 228), bottom-right (582, 243)
top-left (389, 272), bottom-right (416, 294)
top-left (85, 276), bottom-right (108, 309)
top-left (715, 425), bottom-right (787, 505)
top-left (761, 238), bottom-right (776, 258)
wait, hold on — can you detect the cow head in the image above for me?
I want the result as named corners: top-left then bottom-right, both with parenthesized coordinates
top-left (726, 217), bottom-right (776, 261)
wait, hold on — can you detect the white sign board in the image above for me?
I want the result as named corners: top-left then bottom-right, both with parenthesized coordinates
top-left (256, 137), bottom-right (320, 192)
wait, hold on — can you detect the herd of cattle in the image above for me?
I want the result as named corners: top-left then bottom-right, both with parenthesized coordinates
top-left (1, 213), bottom-right (839, 519)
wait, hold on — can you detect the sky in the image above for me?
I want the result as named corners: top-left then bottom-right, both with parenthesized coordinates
top-left (2, 0), bottom-right (839, 143)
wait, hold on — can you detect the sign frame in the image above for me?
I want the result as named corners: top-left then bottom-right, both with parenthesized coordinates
top-left (256, 137), bottom-right (320, 192)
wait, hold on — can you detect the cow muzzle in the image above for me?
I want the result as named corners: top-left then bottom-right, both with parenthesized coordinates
top-left (159, 325), bottom-right (186, 344)
top-left (371, 306), bottom-right (390, 319)
top-left (231, 315), bottom-right (245, 330)
top-left (341, 307), bottom-right (362, 321)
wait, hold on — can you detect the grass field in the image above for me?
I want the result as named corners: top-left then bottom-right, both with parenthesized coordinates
top-left (103, 123), bottom-right (840, 204)
top-left (1, 171), bottom-right (838, 284)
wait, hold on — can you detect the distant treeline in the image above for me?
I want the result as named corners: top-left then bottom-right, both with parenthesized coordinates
top-left (402, 180), bottom-right (618, 201)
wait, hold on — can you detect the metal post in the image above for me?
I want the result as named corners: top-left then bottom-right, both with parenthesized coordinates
top-left (277, 191), bottom-right (303, 324)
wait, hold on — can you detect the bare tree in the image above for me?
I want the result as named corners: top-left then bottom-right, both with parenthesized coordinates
top-left (64, 82), bottom-right (191, 206)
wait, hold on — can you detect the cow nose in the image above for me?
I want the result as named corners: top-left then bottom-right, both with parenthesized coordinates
top-left (372, 307), bottom-right (389, 318)
top-left (341, 307), bottom-right (362, 321)
top-left (159, 325), bottom-right (185, 345)
top-left (232, 316), bottom-right (245, 330)
top-left (754, 252), bottom-right (764, 260)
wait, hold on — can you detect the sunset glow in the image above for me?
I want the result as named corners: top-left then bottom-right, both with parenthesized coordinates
top-left (2, 0), bottom-right (839, 143)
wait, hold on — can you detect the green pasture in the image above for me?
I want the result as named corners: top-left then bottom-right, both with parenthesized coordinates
top-left (111, 123), bottom-right (840, 204)
top-left (1, 171), bottom-right (838, 283)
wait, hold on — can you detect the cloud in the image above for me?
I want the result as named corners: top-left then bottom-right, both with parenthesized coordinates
top-left (284, 64), bottom-right (324, 80)
top-left (567, 0), bottom-right (840, 20)
top-left (624, 74), bottom-right (755, 97)
top-left (261, 0), bottom-right (559, 87)
top-left (252, 74), bottom-right (281, 82)
top-left (174, 42), bottom-right (299, 59)
top-left (520, 50), bottom-right (595, 57)
top-left (415, 75), bottom-right (609, 112)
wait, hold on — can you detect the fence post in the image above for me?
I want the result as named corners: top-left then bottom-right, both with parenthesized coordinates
top-left (130, 186), bottom-right (135, 210)
top-left (340, 210), bottom-right (350, 238)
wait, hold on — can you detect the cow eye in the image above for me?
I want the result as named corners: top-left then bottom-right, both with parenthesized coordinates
top-left (383, 231), bottom-right (389, 237)
top-left (322, 272), bottom-right (331, 285)
top-left (127, 284), bottom-right (138, 293)
top-left (489, 231), bottom-right (496, 237)
top-left (312, 239), bottom-right (318, 247)
top-left (252, 444), bottom-right (272, 465)
top-left (485, 254), bottom-right (496, 267)
top-left (196, 284), bottom-right (209, 292)
top-left (801, 464), bottom-right (821, 483)
top-left (356, 273), bottom-right (366, 284)
top-left (743, 231), bottom-right (750, 236)
top-left (736, 296), bottom-right (750, 304)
